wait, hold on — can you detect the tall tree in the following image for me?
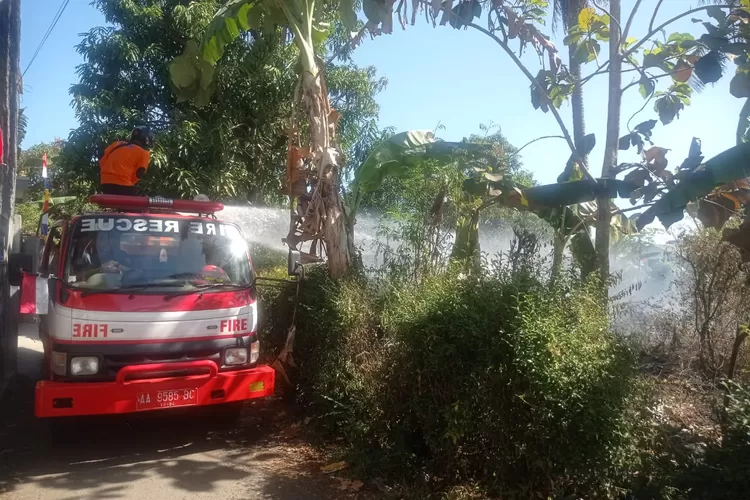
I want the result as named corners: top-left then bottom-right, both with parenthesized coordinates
top-left (367, 0), bottom-right (750, 289)
top-left (171, 0), bottom-right (377, 276)
top-left (553, 0), bottom-right (589, 168)
top-left (58, 0), bottom-right (384, 206)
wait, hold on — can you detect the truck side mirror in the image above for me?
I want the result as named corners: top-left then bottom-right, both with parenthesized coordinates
top-left (8, 253), bottom-right (33, 287)
top-left (287, 249), bottom-right (302, 276)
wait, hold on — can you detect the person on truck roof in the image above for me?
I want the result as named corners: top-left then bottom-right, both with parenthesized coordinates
top-left (99, 126), bottom-right (154, 196)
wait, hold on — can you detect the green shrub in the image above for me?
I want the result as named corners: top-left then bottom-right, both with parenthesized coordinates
top-left (15, 202), bottom-right (42, 235)
top-left (250, 243), bottom-right (295, 363)
top-left (293, 268), bottom-right (385, 439)
top-left (14, 199), bottom-right (98, 237)
top-left (291, 269), bottom-right (642, 497)
top-left (249, 243), bottom-right (286, 275)
top-left (376, 274), bottom-right (637, 497)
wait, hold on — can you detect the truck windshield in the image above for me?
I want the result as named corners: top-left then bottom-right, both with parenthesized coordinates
top-left (63, 215), bottom-right (252, 292)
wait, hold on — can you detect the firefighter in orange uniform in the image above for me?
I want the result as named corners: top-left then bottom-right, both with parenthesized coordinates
top-left (99, 126), bottom-right (154, 196)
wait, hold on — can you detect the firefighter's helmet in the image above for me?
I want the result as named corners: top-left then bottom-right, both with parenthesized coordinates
top-left (130, 126), bottom-right (155, 150)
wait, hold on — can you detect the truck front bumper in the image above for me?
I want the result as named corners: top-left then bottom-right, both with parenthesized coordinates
top-left (35, 360), bottom-right (275, 418)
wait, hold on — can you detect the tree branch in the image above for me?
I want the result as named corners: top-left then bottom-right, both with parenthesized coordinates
top-left (509, 135), bottom-right (566, 159)
top-left (624, 4), bottom-right (734, 60)
top-left (467, 22), bottom-right (595, 182)
top-left (621, 69), bottom-right (674, 94)
top-left (626, 90), bottom-right (655, 132)
top-left (622, 0), bottom-right (645, 42)
top-left (648, 0), bottom-right (665, 34)
top-left (580, 58), bottom-right (612, 86)
top-left (592, 0), bottom-right (622, 38)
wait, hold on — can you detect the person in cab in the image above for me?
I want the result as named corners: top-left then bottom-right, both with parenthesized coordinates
top-left (99, 126), bottom-right (154, 196)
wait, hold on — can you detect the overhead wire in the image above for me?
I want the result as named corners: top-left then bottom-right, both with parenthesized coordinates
top-left (20, 0), bottom-right (70, 80)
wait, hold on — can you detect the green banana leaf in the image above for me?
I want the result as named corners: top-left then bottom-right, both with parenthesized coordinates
top-left (348, 130), bottom-right (494, 221)
top-left (636, 142), bottom-right (750, 230)
top-left (30, 196), bottom-right (78, 208)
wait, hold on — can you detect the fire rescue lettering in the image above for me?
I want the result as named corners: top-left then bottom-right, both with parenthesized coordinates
top-left (220, 319), bottom-right (248, 333)
top-left (73, 323), bottom-right (109, 338)
top-left (80, 217), bottom-right (238, 237)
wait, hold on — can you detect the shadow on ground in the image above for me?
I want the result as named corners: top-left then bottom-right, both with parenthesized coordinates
top-left (0, 345), bottom-right (365, 500)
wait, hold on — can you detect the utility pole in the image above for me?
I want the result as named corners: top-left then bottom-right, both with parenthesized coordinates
top-left (0, 0), bottom-right (21, 395)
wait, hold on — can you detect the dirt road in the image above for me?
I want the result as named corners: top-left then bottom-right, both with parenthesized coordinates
top-left (0, 325), bottom-right (370, 500)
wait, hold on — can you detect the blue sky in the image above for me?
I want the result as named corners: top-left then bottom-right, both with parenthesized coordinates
top-left (20, 0), bottom-right (740, 189)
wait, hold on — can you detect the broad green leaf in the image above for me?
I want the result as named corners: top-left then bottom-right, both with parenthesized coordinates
top-left (339, 0), bottom-right (358, 31)
top-left (363, 0), bottom-right (391, 25)
top-left (348, 131), bottom-right (492, 220)
top-left (639, 76), bottom-right (655, 99)
top-left (236, 2), bottom-right (253, 30)
top-left (202, 0), bottom-right (261, 65)
top-left (667, 32), bottom-right (694, 44)
top-left (706, 5), bottom-right (727, 23)
top-left (724, 42), bottom-right (750, 56)
top-left (577, 7), bottom-right (597, 31)
top-left (654, 94), bottom-right (683, 125)
top-left (563, 30), bottom-right (583, 46)
top-left (637, 142), bottom-right (750, 230)
top-left (170, 54), bottom-right (198, 88)
top-left (731, 70), bottom-right (750, 98)
top-left (573, 39), bottom-right (599, 64)
top-left (622, 36), bottom-right (637, 49)
top-left (198, 59), bottom-right (215, 90)
top-left (594, 26), bottom-right (610, 42)
top-left (312, 24), bottom-right (331, 48)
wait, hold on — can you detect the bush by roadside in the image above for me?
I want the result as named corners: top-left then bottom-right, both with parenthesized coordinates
top-left (285, 268), bottom-right (647, 498)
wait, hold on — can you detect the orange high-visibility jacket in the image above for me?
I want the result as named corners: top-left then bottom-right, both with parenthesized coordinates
top-left (99, 141), bottom-right (150, 187)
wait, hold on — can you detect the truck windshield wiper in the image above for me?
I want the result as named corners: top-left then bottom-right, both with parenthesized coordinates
top-left (80, 282), bottom-right (186, 297)
top-left (163, 282), bottom-right (253, 300)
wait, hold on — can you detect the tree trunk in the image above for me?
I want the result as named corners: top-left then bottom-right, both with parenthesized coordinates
top-left (721, 326), bottom-right (748, 432)
top-left (550, 234), bottom-right (566, 283)
top-left (296, 44), bottom-right (355, 279)
top-left (567, 0), bottom-right (587, 168)
top-left (451, 208), bottom-right (481, 275)
top-left (595, 0), bottom-right (621, 290)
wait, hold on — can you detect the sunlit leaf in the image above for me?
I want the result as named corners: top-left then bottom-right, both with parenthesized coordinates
top-left (577, 7), bottom-right (597, 31)
top-left (339, 0), bottom-right (358, 31)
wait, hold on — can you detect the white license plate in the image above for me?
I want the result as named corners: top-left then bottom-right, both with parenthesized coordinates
top-left (135, 388), bottom-right (198, 410)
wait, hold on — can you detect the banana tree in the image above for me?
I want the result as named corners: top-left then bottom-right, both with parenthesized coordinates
top-left (169, 0), bottom-right (366, 278)
top-left (348, 130), bottom-right (496, 221)
top-left (449, 167), bottom-right (637, 280)
top-left (349, 129), bottom-right (518, 274)
top-left (636, 141), bottom-right (750, 231)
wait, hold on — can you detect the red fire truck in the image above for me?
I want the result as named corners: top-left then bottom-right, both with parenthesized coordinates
top-left (9, 194), bottom-right (280, 418)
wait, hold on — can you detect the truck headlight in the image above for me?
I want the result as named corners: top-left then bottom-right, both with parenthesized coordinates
top-left (224, 347), bottom-right (248, 366)
top-left (250, 341), bottom-right (259, 364)
top-left (70, 356), bottom-right (99, 376)
top-left (51, 351), bottom-right (67, 376)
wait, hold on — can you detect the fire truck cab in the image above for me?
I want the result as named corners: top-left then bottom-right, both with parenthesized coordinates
top-left (9, 194), bottom-right (275, 418)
